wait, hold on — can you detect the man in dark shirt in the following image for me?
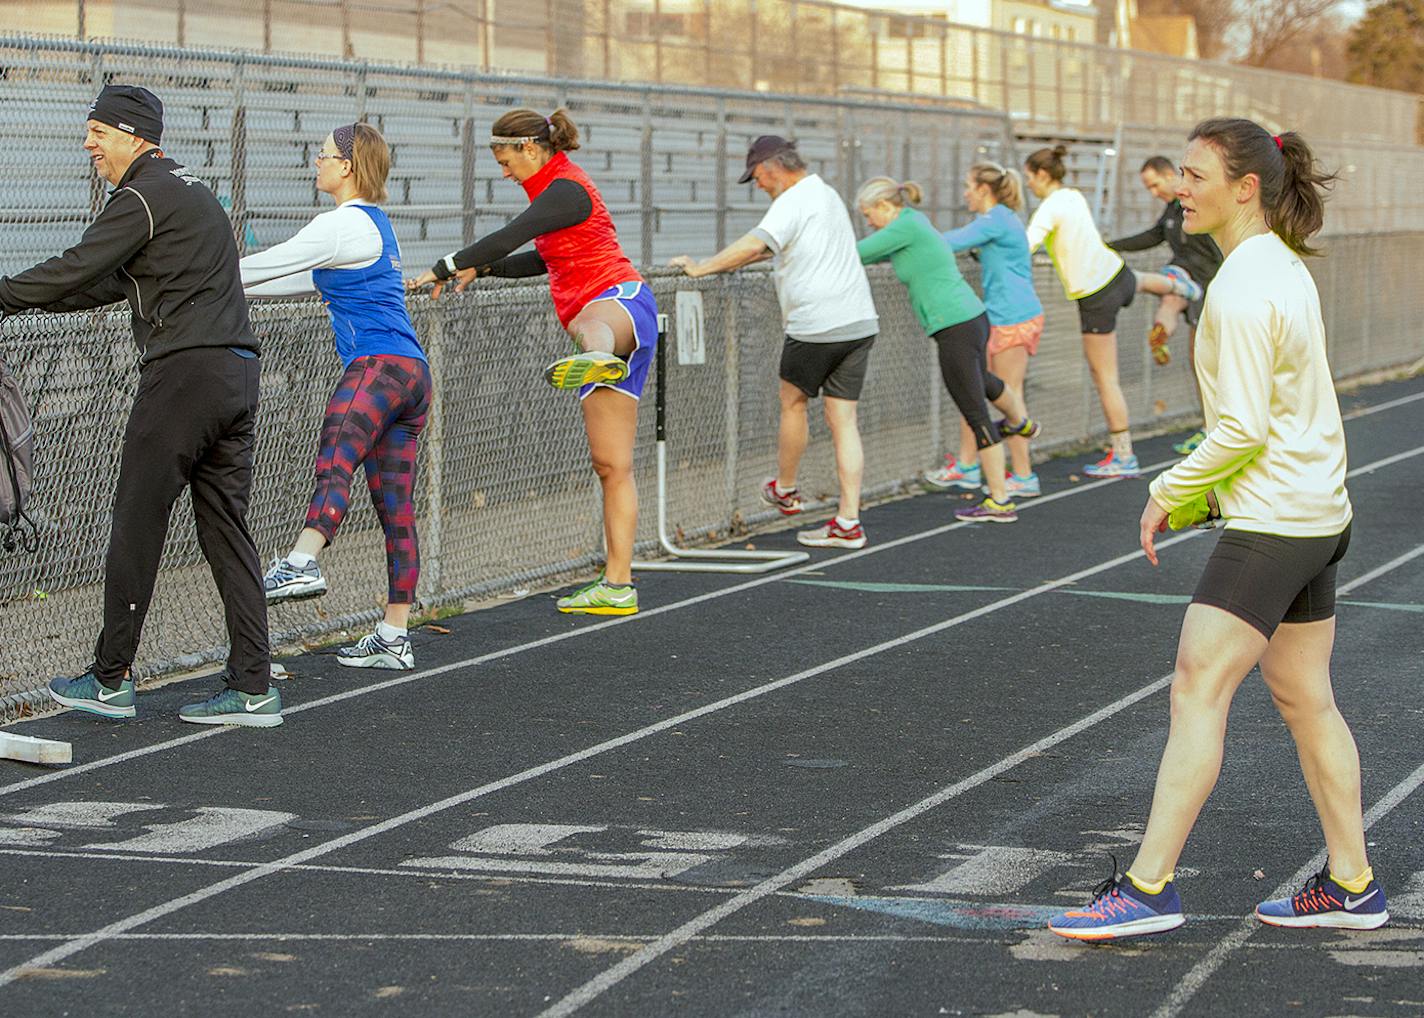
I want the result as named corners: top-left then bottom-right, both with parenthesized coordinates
top-left (1108, 155), bottom-right (1224, 453)
top-left (0, 85), bottom-right (281, 727)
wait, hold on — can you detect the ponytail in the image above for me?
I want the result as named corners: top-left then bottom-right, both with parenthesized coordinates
top-left (854, 176), bottom-right (923, 210)
top-left (489, 107), bottom-right (581, 153)
top-left (968, 162), bottom-right (1024, 211)
top-left (1024, 144), bottom-right (1068, 182)
top-left (1189, 118), bottom-right (1336, 256)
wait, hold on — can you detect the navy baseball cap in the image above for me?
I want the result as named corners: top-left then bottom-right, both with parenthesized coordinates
top-left (739, 135), bottom-right (795, 183)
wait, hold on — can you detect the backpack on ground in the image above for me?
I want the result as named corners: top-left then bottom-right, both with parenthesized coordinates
top-left (0, 355), bottom-right (38, 553)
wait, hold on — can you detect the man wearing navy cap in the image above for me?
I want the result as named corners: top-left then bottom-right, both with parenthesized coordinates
top-left (0, 84), bottom-right (282, 727)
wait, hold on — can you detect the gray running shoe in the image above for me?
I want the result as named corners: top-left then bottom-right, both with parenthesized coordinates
top-left (263, 557), bottom-right (328, 603)
top-left (337, 630), bottom-right (415, 670)
top-left (179, 685), bottom-right (284, 728)
top-left (48, 671), bottom-right (136, 720)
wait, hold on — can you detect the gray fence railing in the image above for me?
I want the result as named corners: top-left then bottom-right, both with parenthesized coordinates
top-left (8, 0), bottom-right (1422, 144)
top-left (1, 33), bottom-right (1422, 286)
top-left (3, 234), bottom-right (1422, 720)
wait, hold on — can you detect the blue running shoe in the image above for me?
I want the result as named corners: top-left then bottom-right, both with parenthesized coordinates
top-left (1256, 865), bottom-right (1389, 930)
top-left (48, 671), bottom-right (135, 720)
top-left (179, 685), bottom-right (284, 728)
top-left (1083, 451), bottom-right (1142, 479)
top-left (1048, 866), bottom-right (1185, 941)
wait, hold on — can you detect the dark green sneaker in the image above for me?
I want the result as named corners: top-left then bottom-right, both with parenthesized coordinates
top-left (179, 685), bottom-right (284, 728)
top-left (48, 671), bottom-right (136, 719)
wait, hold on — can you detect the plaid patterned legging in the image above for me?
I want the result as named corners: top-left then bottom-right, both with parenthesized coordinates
top-left (305, 355), bottom-right (432, 605)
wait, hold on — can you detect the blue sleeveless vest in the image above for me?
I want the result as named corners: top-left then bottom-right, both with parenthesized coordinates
top-left (312, 204), bottom-right (425, 367)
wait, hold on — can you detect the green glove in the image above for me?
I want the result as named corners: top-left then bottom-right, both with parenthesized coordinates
top-left (1168, 492), bottom-right (1220, 530)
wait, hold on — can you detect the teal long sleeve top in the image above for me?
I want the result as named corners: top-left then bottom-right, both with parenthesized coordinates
top-left (857, 207), bottom-right (985, 335)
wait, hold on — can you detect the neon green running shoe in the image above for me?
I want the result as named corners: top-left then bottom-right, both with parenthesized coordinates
top-left (544, 350), bottom-right (628, 390)
top-left (1173, 429), bottom-right (1207, 455)
top-left (557, 577), bottom-right (639, 616)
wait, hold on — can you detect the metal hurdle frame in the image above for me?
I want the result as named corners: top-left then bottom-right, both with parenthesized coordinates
top-left (631, 315), bottom-right (810, 574)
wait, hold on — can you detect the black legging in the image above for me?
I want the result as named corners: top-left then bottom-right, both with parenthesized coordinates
top-left (933, 313), bottom-right (1005, 450)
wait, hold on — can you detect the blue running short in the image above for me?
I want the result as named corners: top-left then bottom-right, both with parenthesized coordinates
top-left (579, 281), bottom-right (659, 401)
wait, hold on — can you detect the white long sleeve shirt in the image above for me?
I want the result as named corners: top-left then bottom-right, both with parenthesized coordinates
top-left (240, 200), bottom-right (383, 297)
top-left (1025, 187), bottom-right (1123, 300)
top-left (1149, 232), bottom-right (1351, 538)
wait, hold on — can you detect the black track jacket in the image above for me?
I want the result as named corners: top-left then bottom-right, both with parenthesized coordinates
top-left (1107, 199), bottom-right (1223, 290)
top-left (0, 150), bottom-right (256, 363)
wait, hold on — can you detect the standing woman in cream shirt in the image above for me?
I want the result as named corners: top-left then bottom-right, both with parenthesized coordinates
top-left (1024, 145), bottom-right (1201, 479)
top-left (1048, 119), bottom-right (1386, 941)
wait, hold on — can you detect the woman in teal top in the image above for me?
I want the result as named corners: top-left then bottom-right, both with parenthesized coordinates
top-left (942, 162), bottom-right (1045, 497)
top-left (855, 177), bottom-right (1036, 522)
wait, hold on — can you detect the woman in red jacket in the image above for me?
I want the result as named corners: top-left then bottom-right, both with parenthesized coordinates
top-left (411, 108), bottom-right (657, 615)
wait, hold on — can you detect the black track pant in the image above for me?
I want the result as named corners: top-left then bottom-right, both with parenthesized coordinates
top-left (933, 313), bottom-right (1005, 450)
top-left (94, 346), bottom-right (269, 694)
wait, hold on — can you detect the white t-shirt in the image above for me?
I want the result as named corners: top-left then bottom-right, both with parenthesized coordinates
top-left (1149, 232), bottom-right (1351, 538)
top-left (751, 174), bottom-right (878, 342)
top-left (240, 200), bottom-right (383, 297)
top-left (1025, 187), bottom-right (1123, 300)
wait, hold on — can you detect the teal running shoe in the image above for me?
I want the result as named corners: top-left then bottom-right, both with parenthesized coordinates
top-left (179, 685), bottom-right (284, 728)
top-left (1173, 430), bottom-right (1207, 455)
top-left (48, 671), bottom-right (136, 720)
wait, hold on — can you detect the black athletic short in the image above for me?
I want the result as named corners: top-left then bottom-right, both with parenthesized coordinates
top-left (1076, 264), bottom-right (1136, 335)
top-left (780, 334), bottom-right (876, 401)
top-left (1192, 523), bottom-right (1352, 639)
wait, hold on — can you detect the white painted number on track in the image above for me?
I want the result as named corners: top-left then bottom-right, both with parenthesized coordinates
top-left (0, 801), bottom-right (297, 854)
top-left (403, 822), bottom-right (751, 880)
top-left (894, 845), bottom-right (1078, 896)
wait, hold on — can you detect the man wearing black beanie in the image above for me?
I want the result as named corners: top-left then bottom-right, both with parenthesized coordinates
top-left (0, 84), bottom-right (282, 727)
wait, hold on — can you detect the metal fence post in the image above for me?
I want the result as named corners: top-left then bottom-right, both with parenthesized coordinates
top-left (461, 117), bottom-right (478, 244)
top-left (715, 98), bottom-right (728, 251)
top-left (230, 65), bottom-right (249, 250)
top-left (420, 310), bottom-right (445, 602)
top-left (641, 94), bottom-right (655, 267)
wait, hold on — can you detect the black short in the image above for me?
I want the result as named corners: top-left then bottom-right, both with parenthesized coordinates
top-left (1192, 523), bottom-right (1352, 639)
top-left (1076, 264), bottom-right (1136, 335)
top-left (1184, 294), bottom-right (1205, 329)
top-left (780, 334), bottom-right (876, 401)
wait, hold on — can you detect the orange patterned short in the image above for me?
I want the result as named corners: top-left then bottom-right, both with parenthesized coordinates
top-left (987, 314), bottom-right (1045, 357)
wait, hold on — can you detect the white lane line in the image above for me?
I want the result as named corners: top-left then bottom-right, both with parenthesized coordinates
top-left (1341, 387), bottom-right (1424, 421)
top-left (0, 455), bottom-right (1178, 800)
top-left (1340, 543), bottom-right (1424, 593)
top-left (1149, 757), bottom-right (1424, 1018)
top-left (0, 847), bottom-right (737, 898)
top-left (534, 538), bottom-right (1424, 1018)
top-left (6, 383), bottom-right (1419, 798)
top-left (0, 527), bottom-right (1210, 989)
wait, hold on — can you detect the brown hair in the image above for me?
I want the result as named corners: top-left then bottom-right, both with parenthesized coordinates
top-left (1140, 155), bottom-right (1176, 176)
top-left (1024, 144), bottom-right (1068, 182)
top-left (490, 107), bottom-right (580, 153)
top-left (1189, 118), bottom-right (1336, 256)
top-left (855, 176), bottom-right (923, 209)
top-left (967, 162), bottom-right (1024, 211)
top-left (349, 122), bottom-right (389, 203)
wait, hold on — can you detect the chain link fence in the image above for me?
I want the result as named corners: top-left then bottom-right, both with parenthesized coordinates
top-left (9, 0), bottom-right (1422, 144)
top-left (3, 235), bottom-right (1422, 718)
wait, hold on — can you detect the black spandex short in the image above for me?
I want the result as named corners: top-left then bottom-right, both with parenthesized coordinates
top-left (780, 334), bottom-right (876, 401)
top-left (932, 313), bottom-right (1005, 450)
top-left (1076, 263), bottom-right (1136, 335)
top-left (1192, 523), bottom-right (1352, 639)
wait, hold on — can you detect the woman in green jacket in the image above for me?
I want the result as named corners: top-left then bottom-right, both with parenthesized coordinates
top-left (856, 177), bottom-right (1036, 522)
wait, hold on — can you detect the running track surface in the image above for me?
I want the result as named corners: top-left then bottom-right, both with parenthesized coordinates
top-left (2, 377), bottom-right (1422, 1018)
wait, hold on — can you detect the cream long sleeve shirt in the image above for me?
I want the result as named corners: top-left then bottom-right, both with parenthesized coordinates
top-left (1025, 187), bottom-right (1123, 300)
top-left (1149, 232), bottom-right (1351, 538)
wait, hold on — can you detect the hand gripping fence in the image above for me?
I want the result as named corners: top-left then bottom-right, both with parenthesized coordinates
top-left (630, 312), bottom-right (809, 574)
